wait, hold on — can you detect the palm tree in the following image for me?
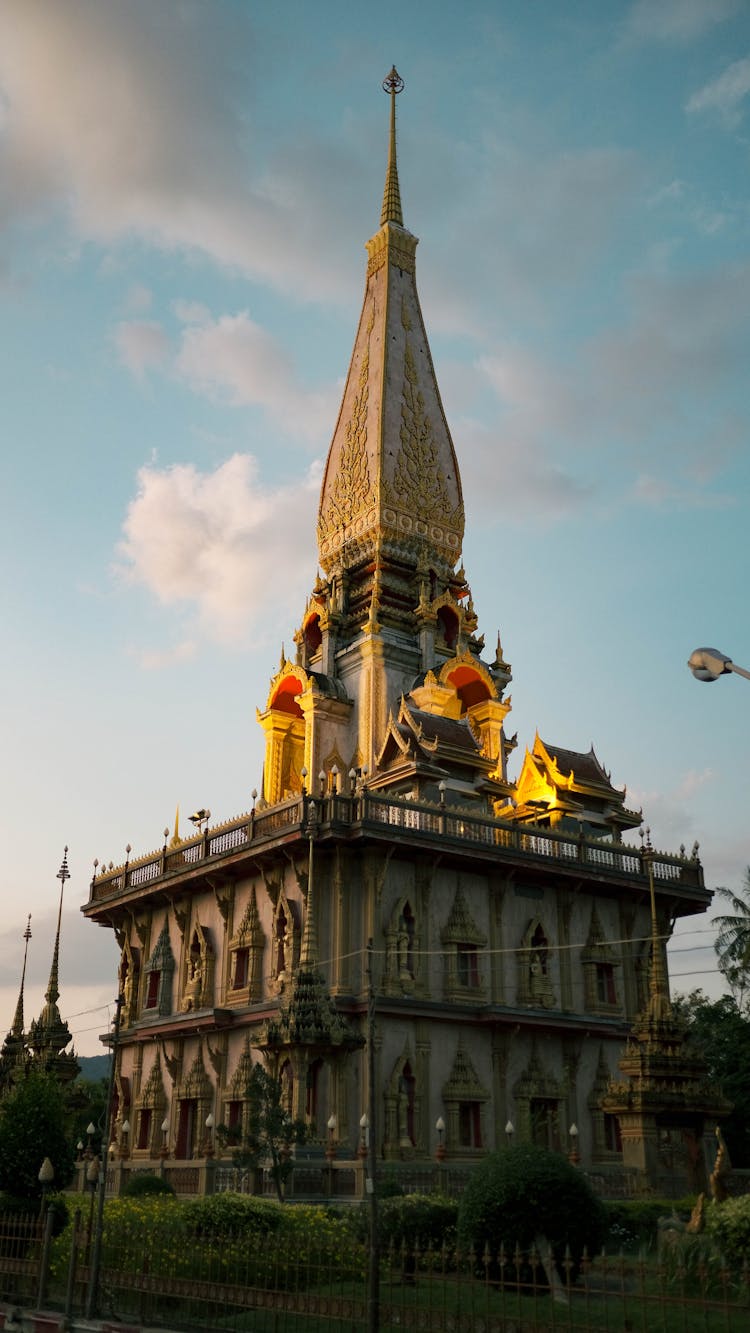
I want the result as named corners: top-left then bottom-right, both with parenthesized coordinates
top-left (713, 868), bottom-right (750, 1004)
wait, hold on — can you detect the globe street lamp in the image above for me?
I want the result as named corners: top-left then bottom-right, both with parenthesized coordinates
top-left (688, 648), bottom-right (750, 684)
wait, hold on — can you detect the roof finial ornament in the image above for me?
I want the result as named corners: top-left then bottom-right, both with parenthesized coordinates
top-left (381, 66), bottom-right (404, 228)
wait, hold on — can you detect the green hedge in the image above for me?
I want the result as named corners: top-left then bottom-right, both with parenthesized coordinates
top-left (50, 1194), bottom-right (364, 1291)
top-left (122, 1173), bottom-right (176, 1198)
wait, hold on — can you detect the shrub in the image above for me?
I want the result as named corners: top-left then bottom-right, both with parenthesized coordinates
top-left (457, 1146), bottom-right (606, 1284)
top-left (603, 1197), bottom-right (696, 1252)
top-left (0, 1191), bottom-right (69, 1236)
top-left (347, 1193), bottom-right (457, 1253)
top-left (181, 1192), bottom-right (284, 1238)
top-left (122, 1174), bottom-right (175, 1199)
top-left (705, 1194), bottom-right (750, 1267)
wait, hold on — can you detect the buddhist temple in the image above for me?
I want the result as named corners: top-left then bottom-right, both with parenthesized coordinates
top-left (83, 72), bottom-right (720, 1199)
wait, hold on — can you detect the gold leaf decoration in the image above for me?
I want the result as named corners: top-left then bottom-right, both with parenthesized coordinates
top-left (318, 348), bottom-right (371, 541)
top-left (384, 343), bottom-right (456, 524)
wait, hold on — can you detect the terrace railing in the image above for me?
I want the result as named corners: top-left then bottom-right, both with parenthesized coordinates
top-left (89, 790), bottom-right (704, 907)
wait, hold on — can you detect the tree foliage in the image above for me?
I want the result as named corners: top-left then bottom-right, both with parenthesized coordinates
top-left (673, 989), bottom-right (750, 1167)
top-left (713, 869), bottom-right (750, 1002)
top-left (0, 1072), bottom-right (76, 1200)
top-left (216, 1064), bottom-right (308, 1203)
top-left (457, 1145), bottom-right (606, 1283)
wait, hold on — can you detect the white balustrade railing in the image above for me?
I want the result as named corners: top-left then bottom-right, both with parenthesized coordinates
top-left (90, 788), bottom-right (702, 902)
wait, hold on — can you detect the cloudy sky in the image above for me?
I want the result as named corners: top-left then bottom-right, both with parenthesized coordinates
top-left (1, 0), bottom-right (748, 1055)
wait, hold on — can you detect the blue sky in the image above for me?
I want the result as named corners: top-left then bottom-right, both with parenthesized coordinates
top-left (1, 0), bottom-right (749, 1054)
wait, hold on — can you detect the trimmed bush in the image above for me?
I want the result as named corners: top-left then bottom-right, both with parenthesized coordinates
top-left (182, 1192), bottom-right (284, 1238)
top-left (347, 1193), bottom-right (458, 1252)
top-left (457, 1146), bottom-right (606, 1283)
top-left (122, 1173), bottom-right (175, 1199)
top-left (705, 1194), bottom-right (750, 1266)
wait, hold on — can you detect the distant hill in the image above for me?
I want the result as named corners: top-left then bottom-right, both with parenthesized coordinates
top-left (77, 1054), bottom-right (111, 1082)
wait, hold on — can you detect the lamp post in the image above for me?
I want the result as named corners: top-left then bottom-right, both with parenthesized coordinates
top-left (688, 647), bottom-right (750, 684)
top-left (160, 1117), bottom-right (170, 1158)
top-left (85, 1122), bottom-right (96, 1158)
top-left (119, 1119), bottom-right (130, 1159)
top-left (435, 1116), bottom-right (446, 1163)
top-left (85, 990), bottom-right (124, 1320)
top-left (38, 1157), bottom-right (54, 1216)
top-left (205, 1112), bottom-right (215, 1158)
top-left (358, 1113), bottom-right (369, 1161)
top-left (505, 1119), bottom-right (514, 1147)
top-left (568, 1123), bottom-right (580, 1166)
top-left (85, 1157), bottom-right (99, 1258)
top-left (326, 1113), bottom-right (337, 1163)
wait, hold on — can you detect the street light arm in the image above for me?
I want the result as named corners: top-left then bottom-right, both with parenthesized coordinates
top-left (688, 647), bottom-right (750, 684)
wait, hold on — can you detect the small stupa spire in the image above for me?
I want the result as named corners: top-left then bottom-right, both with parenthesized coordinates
top-left (10, 915), bottom-right (32, 1037)
top-left (643, 829), bottom-right (671, 1021)
top-left (380, 66), bottom-right (404, 227)
top-left (299, 808), bottom-right (320, 967)
top-left (45, 847), bottom-right (70, 1008)
top-left (169, 805), bottom-right (181, 848)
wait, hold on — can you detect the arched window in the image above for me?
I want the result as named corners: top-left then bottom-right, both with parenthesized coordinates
top-left (399, 1062), bottom-right (416, 1145)
top-left (437, 606), bottom-right (459, 649)
top-left (304, 614), bottom-right (322, 655)
top-left (306, 1058), bottom-right (323, 1123)
top-left (398, 903), bottom-right (415, 978)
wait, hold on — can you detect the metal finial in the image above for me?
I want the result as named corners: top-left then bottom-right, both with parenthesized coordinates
top-left (380, 66), bottom-right (404, 227)
top-left (57, 848), bottom-right (70, 885)
top-left (382, 66), bottom-right (404, 96)
top-left (23, 914), bottom-right (32, 943)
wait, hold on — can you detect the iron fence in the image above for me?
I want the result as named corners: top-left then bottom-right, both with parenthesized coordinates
top-left (0, 1207), bottom-right (748, 1332)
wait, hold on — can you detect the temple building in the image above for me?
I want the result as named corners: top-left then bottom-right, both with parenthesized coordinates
top-left (83, 72), bottom-right (720, 1199)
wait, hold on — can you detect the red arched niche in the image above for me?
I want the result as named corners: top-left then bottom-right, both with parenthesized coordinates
top-left (446, 664), bottom-right (492, 714)
top-left (270, 675), bottom-right (304, 718)
top-left (304, 614), bottom-right (322, 655)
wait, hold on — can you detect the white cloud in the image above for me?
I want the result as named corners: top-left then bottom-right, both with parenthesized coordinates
top-left (0, 2), bottom-right (366, 304)
top-left (686, 56), bottom-right (750, 126)
top-left (175, 311), bottom-right (336, 441)
top-left (114, 319), bottom-right (170, 378)
top-left (130, 640), bottom-right (197, 672)
top-left (460, 260), bottom-right (750, 516)
top-left (125, 283), bottom-right (153, 313)
top-left (118, 453), bottom-right (319, 642)
top-left (625, 0), bottom-right (740, 43)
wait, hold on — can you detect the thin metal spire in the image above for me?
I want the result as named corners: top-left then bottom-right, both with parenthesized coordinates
top-left (46, 847), bottom-right (70, 1007)
top-left (380, 66), bottom-right (404, 227)
top-left (11, 915), bottom-right (32, 1037)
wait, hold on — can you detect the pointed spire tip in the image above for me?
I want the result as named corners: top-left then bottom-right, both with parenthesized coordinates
top-left (381, 65), bottom-right (405, 228)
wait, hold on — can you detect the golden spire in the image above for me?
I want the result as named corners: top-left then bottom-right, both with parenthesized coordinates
top-left (380, 66), bottom-right (404, 227)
